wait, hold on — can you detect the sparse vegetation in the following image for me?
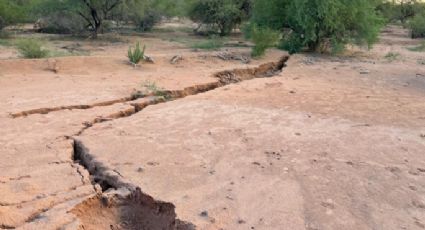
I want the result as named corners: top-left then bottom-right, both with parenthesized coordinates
top-left (128, 42), bottom-right (146, 65)
top-left (191, 36), bottom-right (224, 50)
top-left (384, 52), bottom-right (401, 61)
top-left (142, 80), bottom-right (170, 99)
top-left (16, 39), bottom-right (49, 59)
top-left (408, 41), bottom-right (425, 52)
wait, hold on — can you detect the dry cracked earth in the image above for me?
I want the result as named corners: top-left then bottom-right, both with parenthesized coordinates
top-left (1, 26), bottom-right (425, 230)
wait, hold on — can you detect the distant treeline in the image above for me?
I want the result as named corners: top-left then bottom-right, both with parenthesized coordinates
top-left (1, 0), bottom-right (424, 54)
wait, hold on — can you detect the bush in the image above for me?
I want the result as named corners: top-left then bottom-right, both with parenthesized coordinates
top-left (189, 0), bottom-right (251, 36)
top-left (35, 12), bottom-right (86, 35)
top-left (138, 11), bottom-right (161, 32)
top-left (128, 42), bottom-right (146, 65)
top-left (0, 0), bottom-right (24, 30)
top-left (409, 14), bottom-right (425, 38)
top-left (250, 25), bottom-right (280, 57)
top-left (251, 0), bottom-right (383, 54)
top-left (16, 39), bottom-right (49, 59)
top-left (0, 16), bottom-right (5, 30)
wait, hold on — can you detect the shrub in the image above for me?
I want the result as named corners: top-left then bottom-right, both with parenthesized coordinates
top-left (0, 16), bottom-right (4, 30)
top-left (189, 0), bottom-right (251, 36)
top-left (251, 0), bottom-right (383, 54)
top-left (409, 14), bottom-right (425, 38)
top-left (250, 25), bottom-right (280, 57)
top-left (16, 39), bottom-right (49, 59)
top-left (35, 12), bottom-right (86, 35)
top-left (0, 0), bottom-right (24, 30)
top-left (128, 42), bottom-right (146, 65)
top-left (138, 11), bottom-right (161, 32)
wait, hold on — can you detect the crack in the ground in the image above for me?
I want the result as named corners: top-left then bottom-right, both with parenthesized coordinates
top-left (10, 56), bottom-right (289, 120)
top-left (9, 97), bottom-right (137, 118)
top-left (73, 56), bottom-right (290, 136)
top-left (6, 56), bottom-right (290, 229)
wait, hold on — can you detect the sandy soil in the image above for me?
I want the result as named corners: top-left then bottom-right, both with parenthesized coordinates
top-left (0, 25), bottom-right (424, 230)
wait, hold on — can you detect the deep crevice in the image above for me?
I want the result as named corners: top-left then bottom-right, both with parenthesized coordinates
top-left (72, 139), bottom-right (195, 230)
top-left (12, 56), bottom-right (290, 230)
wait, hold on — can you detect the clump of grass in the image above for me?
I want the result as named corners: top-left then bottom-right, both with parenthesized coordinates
top-left (408, 41), bottom-right (425, 52)
top-left (16, 39), bottom-right (49, 59)
top-left (128, 41), bottom-right (146, 66)
top-left (142, 80), bottom-right (170, 99)
top-left (191, 36), bottom-right (224, 50)
top-left (384, 52), bottom-right (401, 62)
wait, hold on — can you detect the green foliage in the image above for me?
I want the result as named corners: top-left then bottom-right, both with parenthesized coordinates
top-left (409, 13), bottom-right (425, 38)
top-left (250, 25), bottom-right (280, 57)
top-left (191, 36), bottom-right (224, 50)
top-left (0, 0), bottom-right (25, 30)
top-left (138, 11), bottom-right (161, 32)
top-left (189, 0), bottom-right (251, 36)
top-left (251, 0), bottom-right (383, 54)
top-left (377, 1), bottom-right (425, 24)
top-left (141, 80), bottom-right (171, 99)
top-left (36, 11), bottom-right (86, 34)
top-left (128, 42), bottom-right (146, 65)
top-left (16, 39), bottom-right (49, 59)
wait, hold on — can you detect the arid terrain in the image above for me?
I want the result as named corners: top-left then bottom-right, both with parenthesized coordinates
top-left (0, 24), bottom-right (424, 230)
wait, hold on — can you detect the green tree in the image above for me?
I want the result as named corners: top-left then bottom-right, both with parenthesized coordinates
top-left (34, 0), bottom-right (123, 37)
top-left (189, 0), bottom-right (251, 36)
top-left (250, 0), bottom-right (384, 54)
top-left (0, 0), bottom-right (24, 30)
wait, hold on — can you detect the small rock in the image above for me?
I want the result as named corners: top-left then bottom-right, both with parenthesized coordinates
top-left (94, 184), bottom-right (103, 193)
top-left (359, 69), bottom-right (370, 74)
top-left (199, 211), bottom-right (208, 217)
top-left (137, 167), bottom-right (144, 172)
top-left (252, 162), bottom-right (261, 166)
top-left (143, 55), bottom-right (155, 63)
top-left (321, 199), bottom-right (335, 209)
top-left (237, 219), bottom-right (246, 224)
top-left (147, 161), bottom-right (159, 166)
top-left (170, 55), bottom-right (183, 64)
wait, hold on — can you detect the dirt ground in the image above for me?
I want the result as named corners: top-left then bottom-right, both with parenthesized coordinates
top-left (0, 25), bottom-right (424, 230)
